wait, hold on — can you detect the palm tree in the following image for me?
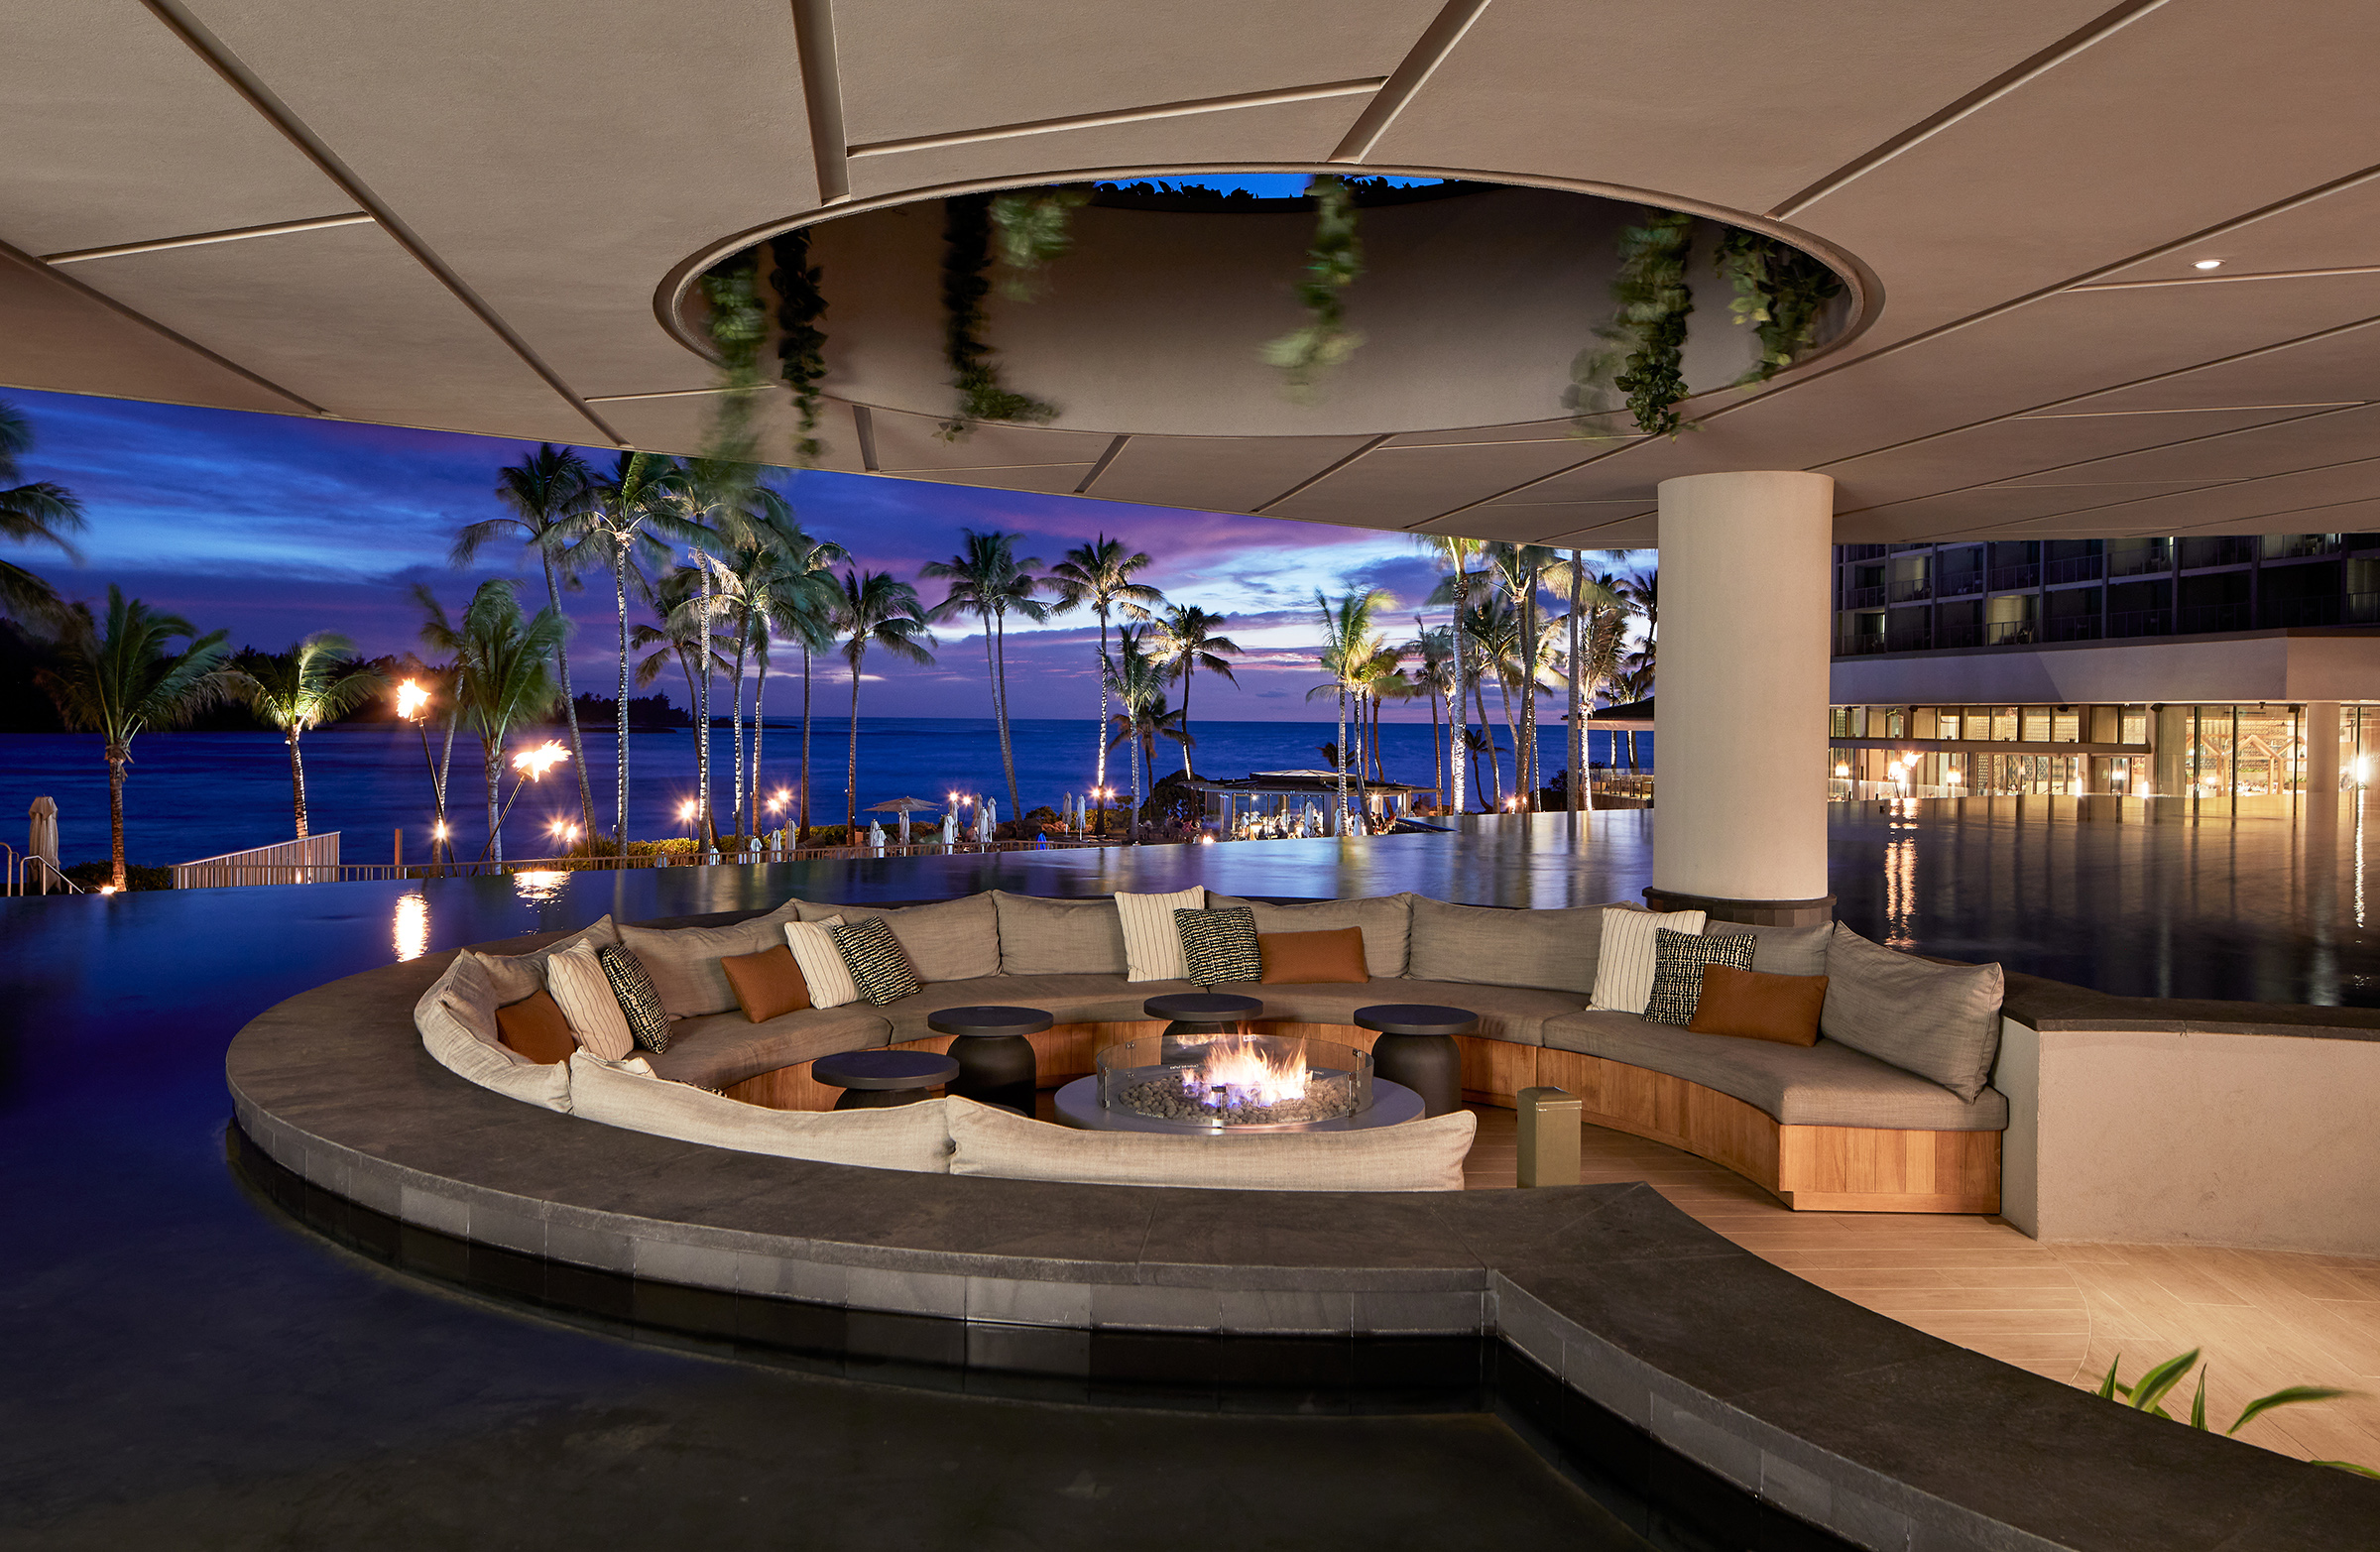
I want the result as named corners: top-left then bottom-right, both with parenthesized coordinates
top-left (0, 401), bottom-right (85, 625)
top-left (1540, 553), bottom-right (1630, 812)
top-left (922, 530), bottom-right (1048, 818)
top-left (410, 585), bottom-right (482, 867)
top-left (450, 579), bottom-right (567, 866)
top-left (631, 564), bottom-right (719, 806)
top-left (697, 485), bottom-right (798, 842)
top-left (832, 570), bottom-right (934, 832)
top-left (1309, 588), bottom-right (1391, 834)
top-left (1419, 535), bottom-right (1487, 814)
top-left (240, 633), bottom-right (385, 838)
top-left (1044, 536), bottom-right (1163, 794)
top-left (765, 531), bottom-right (848, 839)
top-left (1103, 626), bottom-right (1179, 844)
top-left (1152, 603), bottom-right (1243, 777)
top-left (1404, 620), bottom-right (1457, 808)
top-left (572, 451), bottom-right (695, 845)
top-left (37, 587), bottom-right (237, 890)
top-left (1487, 542), bottom-right (1560, 808)
top-left (1458, 593), bottom-right (1518, 806)
top-left (455, 445), bottom-right (597, 836)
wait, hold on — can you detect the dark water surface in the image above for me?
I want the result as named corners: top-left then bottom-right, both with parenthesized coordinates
top-left (4, 800), bottom-right (2369, 1544)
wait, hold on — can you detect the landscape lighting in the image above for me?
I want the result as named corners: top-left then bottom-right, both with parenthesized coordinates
top-left (395, 680), bottom-right (429, 720)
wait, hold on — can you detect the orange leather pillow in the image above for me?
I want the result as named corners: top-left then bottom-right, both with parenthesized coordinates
top-left (494, 989), bottom-right (577, 1064)
top-left (1257, 926), bottom-right (1369, 985)
top-left (721, 943), bottom-right (811, 1022)
top-left (1689, 964), bottom-right (1828, 1046)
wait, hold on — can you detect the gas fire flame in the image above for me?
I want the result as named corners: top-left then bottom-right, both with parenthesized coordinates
top-left (511, 740), bottom-right (569, 778)
top-left (1177, 1036), bottom-right (1310, 1110)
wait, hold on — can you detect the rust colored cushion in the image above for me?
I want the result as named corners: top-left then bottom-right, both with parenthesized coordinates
top-left (1689, 964), bottom-right (1829, 1046)
top-left (721, 943), bottom-right (812, 1023)
top-left (494, 989), bottom-right (577, 1065)
top-left (1257, 926), bottom-right (1370, 985)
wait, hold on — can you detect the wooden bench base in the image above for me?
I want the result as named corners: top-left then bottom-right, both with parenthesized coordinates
top-left (725, 1020), bottom-right (2000, 1215)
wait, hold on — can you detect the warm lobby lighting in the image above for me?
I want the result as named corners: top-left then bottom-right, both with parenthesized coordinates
top-left (1835, 763), bottom-right (1851, 777)
top-left (1947, 770), bottom-right (1964, 784)
top-left (2194, 258), bottom-right (2222, 270)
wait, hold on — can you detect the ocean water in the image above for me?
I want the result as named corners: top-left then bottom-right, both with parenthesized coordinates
top-left (0, 717), bottom-right (1652, 869)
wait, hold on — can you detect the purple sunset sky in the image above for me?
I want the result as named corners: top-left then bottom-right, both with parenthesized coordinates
top-left (6, 385), bottom-right (1641, 722)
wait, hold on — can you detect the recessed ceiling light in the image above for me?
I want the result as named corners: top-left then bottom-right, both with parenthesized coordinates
top-left (2194, 259), bottom-right (2223, 270)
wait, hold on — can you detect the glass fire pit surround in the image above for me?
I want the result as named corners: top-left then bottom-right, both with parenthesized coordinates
top-left (1097, 1034), bottom-right (1373, 1132)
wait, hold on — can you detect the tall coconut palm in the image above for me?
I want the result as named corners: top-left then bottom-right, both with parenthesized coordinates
top-left (409, 585), bottom-right (474, 866)
top-left (1309, 588), bottom-right (1391, 834)
top-left (922, 530), bottom-right (1048, 818)
top-left (765, 531), bottom-right (848, 839)
top-left (0, 400), bottom-right (86, 625)
top-left (1487, 542), bottom-right (1560, 809)
top-left (1458, 594), bottom-right (1518, 806)
top-left (1152, 603), bottom-right (1243, 777)
top-left (1044, 536), bottom-right (1162, 793)
top-left (240, 633), bottom-right (385, 838)
top-left (1540, 553), bottom-right (1630, 812)
top-left (1418, 535), bottom-right (1487, 814)
top-left (450, 579), bottom-right (568, 866)
top-left (37, 587), bottom-right (237, 890)
top-left (832, 570), bottom-right (934, 832)
top-left (454, 444), bottom-right (598, 836)
top-left (734, 514), bottom-right (842, 836)
top-left (696, 485), bottom-right (798, 841)
top-left (1403, 619), bottom-right (1457, 808)
top-left (572, 451), bottom-right (695, 845)
top-left (1102, 626), bottom-right (1177, 844)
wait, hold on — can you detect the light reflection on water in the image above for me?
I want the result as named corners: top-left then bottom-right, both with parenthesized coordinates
top-left (509, 870), bottom-right (569, 903)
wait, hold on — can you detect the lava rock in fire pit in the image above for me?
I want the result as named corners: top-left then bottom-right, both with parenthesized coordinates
top-left (1114, 1071), bottom-right (1361, 1128)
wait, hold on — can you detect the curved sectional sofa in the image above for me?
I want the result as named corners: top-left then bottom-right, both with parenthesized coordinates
top-left (419, 889), bottom-right (2008, 1211)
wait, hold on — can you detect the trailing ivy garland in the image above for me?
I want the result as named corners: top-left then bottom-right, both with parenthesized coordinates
top-left (767, 232), bottom-right (829, 465)
top-left (938, 191), bottom-right (1056, 440)
top-left (1571, 208), bottom-right (1697, 438)
top-left (1713, 228), bottom-right (1844, 383)
top-left (697, 256), bottom-right (767, 465)
top-left (1258, 174), bottom-right (1365, 403)
top-left (988, 186), bottom-right (1088, 300)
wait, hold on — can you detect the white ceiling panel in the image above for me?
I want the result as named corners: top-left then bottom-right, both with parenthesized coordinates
top-left (867, 408), bottom-right (1113, 472)
top-left (2048, 318), bottom-right (2380, 415)
top-left (1986, 405), bottom-right (2380, 489)
top-left (1263, 439), bottom-right (1597, 526)
top-left (593, 392), bottom-right (873, 473)
top-left (0, 248), bottom-right (311, 414)
top-left (1979, 460), bottom-right (2380, 537)
top-left (882, 464), bottom-right (1098, 495)
top-left (2085, 174), bottom-right (2380, 287)
top-left (1086, 434), bottom-right (1376, 512)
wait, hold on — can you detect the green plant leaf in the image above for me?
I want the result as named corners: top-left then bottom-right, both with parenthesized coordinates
top-left (2189, 1369), bottom-right (2207, 1430)
top-left (2313, 1459), bottom-right (2380, 1479)
top-left (2128, 1350), bottom-right (2202, 1414)
top-left (2096, 1356), bottom-right (2126, 1400)
top-left (2228, 1385), bottom-right (2351, 1436)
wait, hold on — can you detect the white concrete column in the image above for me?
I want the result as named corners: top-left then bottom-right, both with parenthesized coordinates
top-left (2306, 701), bottom-right (2341, 796)
top-left (1647, 471), bottom-right (1836, 923)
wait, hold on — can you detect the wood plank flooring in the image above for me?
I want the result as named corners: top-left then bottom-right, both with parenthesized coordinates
top-left (1462, 1107), bottom-right (2380, 1470)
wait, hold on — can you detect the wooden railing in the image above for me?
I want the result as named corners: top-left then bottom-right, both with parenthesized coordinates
top-left (171, 832), bottom-right (343, 890)
top-left (161, 834), bottom-right (1130, 888)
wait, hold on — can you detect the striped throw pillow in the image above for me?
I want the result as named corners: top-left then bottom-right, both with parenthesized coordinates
top-left (1174, 905), bottom-right (1262, 986)
top-left (596, 943), bottom-right (672, 1053)
top-left (1643, 928), bottom-right (1757, 1026)
top-left (1117, 887), bottom-right (1205, 981)
top-left (782, 916), bottom-right (862, 1009)
top-left (830, 916), bottom-right (920, 1006)
top-left (545, 941), bottom-right (634, 1060)
top-left (1590, 905), bottom-right (1707, 1015)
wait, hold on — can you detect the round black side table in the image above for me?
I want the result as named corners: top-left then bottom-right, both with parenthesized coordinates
top-left (926, 1005), bottom-right (1050, 1115)
top-left (1142, 992), bottom-right (1263, 1061)
top-left (811, 1049), bottom-right (962, 1111)
top-left (1353, 1004), bottom-right (1475, 1119)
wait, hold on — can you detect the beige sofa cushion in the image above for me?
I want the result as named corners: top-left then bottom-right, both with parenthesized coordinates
top-left (873, 972), bottom-right (1201, 1041)
top-left (1209, 978), bottom-right (1585, 1047)
top-left (1207, 894), bottom-right (1413, 978)
top-left (796, 894), bottom-right (1001, 982)
top-left (1117, 887), bottom-right (1205, 981)
top-left (992, 892), bottom-right (1128, 976)
top-left (415, 952), bottom-right (573, 1111)
top-left (1543, 1008), bottom-right (2008, 1131)
top-left (946, 1096), bottom-right (1475, 1191)
top-left (466, 914), bottom-right (623, 1004)
top-left (1707, 918), bottom-right (1833, 978)
top-left (1406, 897), bottom-right (1607, 995)
top-left (618, 895), bottom-right (805, 1017)
top-left (570, 1052), bottom-right (952, 1171)
top-left (1821, 925), bottom-right (2005, 1102)
top-left (645, 1003), bottom-right (892, 1091)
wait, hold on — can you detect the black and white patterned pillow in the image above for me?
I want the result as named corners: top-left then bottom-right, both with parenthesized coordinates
top-left (1174, 905), bottom-right (1262, 986)
top-left (1643, 928), bottom-right (1756, 1026)
top-left (830, 916), bottom-right (921, 1006)
top-left (596, 943), bottom-right (672, 1053)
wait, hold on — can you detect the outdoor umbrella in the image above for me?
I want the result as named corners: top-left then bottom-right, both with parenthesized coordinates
top-left (28, 795), bottom-right (58, 895)
top-left (941, 812), bottom-right (958, 848)
top-left (865, 795), bottom-right (939, 846)
top-left (866, 821), bottom-right (887, 856)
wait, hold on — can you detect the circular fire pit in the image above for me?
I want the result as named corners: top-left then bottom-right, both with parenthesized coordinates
top-left (1053, 1033), bottom-right (1426, 1134)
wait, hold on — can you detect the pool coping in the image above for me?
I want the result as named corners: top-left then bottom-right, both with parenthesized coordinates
top-left (225, 925), bottom-right (2377, 1552)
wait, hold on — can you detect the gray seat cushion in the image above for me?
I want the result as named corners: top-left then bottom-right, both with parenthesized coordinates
top-left (1405, 897), bottom-right (1608, 995)
top-left (793, 894), bottom-right (1002, 982)
top-left (1821, 925), bottom-right (2004, 1102)
top-left (990, 892), bottom-right (1128, 976)
top-left (1210, 979), bottom-right (1586, 1047)
top-left (1542, 1009), bottom-right (2008, 1132)
top-left (647, 1004), bottom-right (892, 1091)
top-left (1207, 894), bottom-right (1414, 977)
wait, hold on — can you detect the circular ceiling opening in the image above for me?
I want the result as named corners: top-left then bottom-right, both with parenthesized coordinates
top-left (681, 173), bottom-right (1854, 440)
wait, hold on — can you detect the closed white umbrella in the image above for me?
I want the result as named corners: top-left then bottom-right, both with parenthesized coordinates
top-left (866, 820), bottom-right (887, 856)
top-left (942, 812), bottom-right (958, 848)
top-left (29, 795), bottom-right (59, 895)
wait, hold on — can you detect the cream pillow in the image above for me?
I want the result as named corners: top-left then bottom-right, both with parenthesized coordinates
top-left (1591, 905), bottom-right (1706, 1015)
top-left (783, 915), bottom-right (861, 1008)
top-left (1116, 887), bottom-right (1205, 982)
top-left (544, 941), bottom-right (635, 1060)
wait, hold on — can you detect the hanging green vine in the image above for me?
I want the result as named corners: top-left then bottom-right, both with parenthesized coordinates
top-left (989, 186), bottom-right (1088, 300)
top-left (698, 256), bottom-right (767, 466)
top-left (1258, 175), bottom-right (1366, 404)
top-left (938, 192), bottom-right (1056, 440)
top-left (767, 232), bottom-right (829, 465)
top-left (1568, 208), bottom-right (1697, 439)
top-left (1712, 228), bottom-right (1844, 383)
